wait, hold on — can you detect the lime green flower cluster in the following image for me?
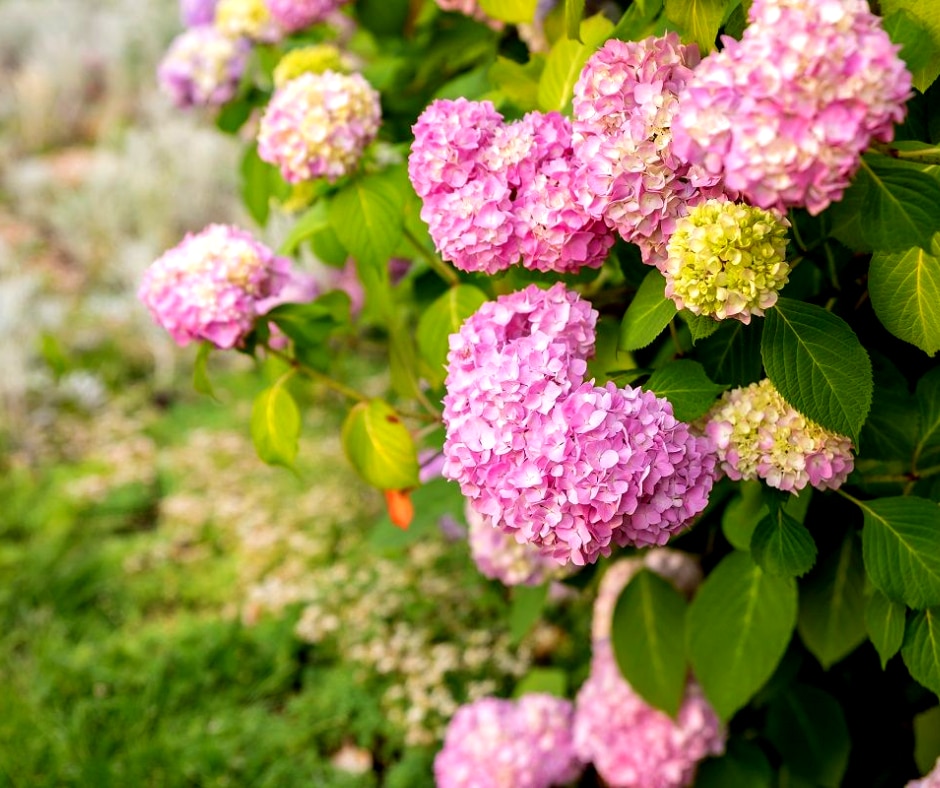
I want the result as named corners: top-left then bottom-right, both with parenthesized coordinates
top-left (664, 198), bottom-right (789, 324)
top-left (215, 0), bottom-right (274, 40)
top-left (273, 44), bottom-right (346, 87)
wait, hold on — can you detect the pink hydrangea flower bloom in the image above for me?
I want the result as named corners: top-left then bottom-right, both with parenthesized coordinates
top-left (908, 757), bottom-right (940, 788)
top-left (257, 70), bottom-right (381, 183)
top-left (138, 224), bottom-right (293, 349)
top-left (267, 0), bottom-right (351, 32)
top-left (157, 27), bottom-right (250, 109)
top-left (671, 0), bottom-right (912, 215)
top-left (443, 283), bottom-right (717, 565)
top-left (180, 0), bottom-right (218, 27)
top-left (466, 503), bottom-right (571, 587)
top-left (572, 34), bottom-right (726, 268)
top-left (704, 378), bottom-right (855, 492)
top-left (574, 642), bottom-right (726, 788)
top-left (409, 101), bottom-right (613, 274)
top-left (434, 694), bottom-right (583, 788)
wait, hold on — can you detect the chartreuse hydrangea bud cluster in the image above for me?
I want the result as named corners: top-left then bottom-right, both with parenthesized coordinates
top-left (465, 503), bottom-right (571, 587)
top-left (272, 43), bottom-right (346, 87)
top-left (442, 283), bottom-right (716, 566)
top-left (157, 26), bottom-right (250, 109)
top-left (433, 694), bottom-right (582, 788)
top-left (671, 0), bottom-right (911, 214)
top-left (409, 99), bottom-right (614, 275)
top-left (138, 224), bottom-right (294, 349)
top-left (664, 198), bottom-right (790, 323)
top-left (704, 378), bottom-right (855, 492)
top-left (258, 70), bottom-right (381, 183)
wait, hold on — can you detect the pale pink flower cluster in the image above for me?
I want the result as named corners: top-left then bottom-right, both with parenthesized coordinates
top-left (591, 550), bottom-right (702, 642)
top-left (704, 378), bottom-right (855, 492)
top-left (671, 0), bottom-right (911, 215)
top-left (138, 224), bottom-right (294, 349)
top-left (465, 503), bottom-right (570, 587)
top-left (434, 694), bottom-right (582, 788)
top-left (574, 642), bottom-right (726, 788)
top-left (409, 99), bottom-right (613, 274)
top-left (257, 70), bottom-right (381, 183)
top-left (908, 757), bottom-right (940, 788)
top-left (157, 26), bottom-right (250, 108)
top-left (572, 34), bottom-right (726, 268)
top-left (267, 0), bottom-right (351, 32)
top-left (442, 283), bottom-right (717, 566)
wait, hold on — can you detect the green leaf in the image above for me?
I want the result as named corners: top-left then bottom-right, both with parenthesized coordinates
top-left (643, 359), bottom-right (726, 422)
top-left (250, 380), bottom-right (301, 469)
top-left (916, 367), bottom-right (940, 468)
top-left (489, 55), bottom-right (545, 112)
top-left (478, 0), bottom-right (537, 24)
top-left (417, 286), bottom-right (488, 386)
top-left (861, 496), bottom-right (940, 609)
top-left (537, 14), bottom-right (614, 113)
top-left (687, 551), bottom-right (798, 720)
top-left (341, 399), bottom-right (420, 490)
top-left (797, 531), bottom-right (867, 669)
top-left (509, 583), bottom-right (549, 644)
top-left (565, 0), bottom-right (585, 40)
top-left (278, 200), bottom-right (329, 256)
top-left (696, 740), bottom-right (774, 788)
top-left (857, 155), bottom-right (940, 252)
top-left (882, 0), bottom-right (940, 92)
top-left (765, 685), bottom-right (851, 787)
top-left (193, 343), bottom-right (217, 400)
top-left (620, 269), bottom-right (677, 352)
top-left (866, 589), bottom-right (907, 669)
top-left (861, 354), bottom-right (920, 462)
top-left (883, 8), bottom-right (940, 93)
top-left (611, 569), bottom-right (688, 717)
top-left (751, 509), bottom-right (817, 579)
top-left (721, 480), bottom-right (767, 551)
top-left (682, 311), bottom-right (721, 343)
top-left (240, 144), bottom-right (280, 226)
top-left (513, 668), bottom-right (567, 698)
top-left (915, 706), bottom-right (940, 774)
top-left (903, 608), bottom-right (940, 697)
top-left (329, 174), bottom-right (404, 273)
top-left (762, 298), bottom-right (873, 443)
top-left (869, 235), bottom-right (940, 356)
top-left (664, 0), bottom-right (735, 52)
top-left (608, 0), bottom-right (665, 42)
top-left (698, 319), bottom-right (763, 388)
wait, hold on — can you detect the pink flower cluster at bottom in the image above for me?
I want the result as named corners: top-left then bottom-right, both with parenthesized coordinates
top-left (443, 283), bottom-right (716, 566)
top-left (433, 694), bottom-right (582, 788)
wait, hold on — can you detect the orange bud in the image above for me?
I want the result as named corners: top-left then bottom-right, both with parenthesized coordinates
top-left (383, 488), bottom-right (414, 530)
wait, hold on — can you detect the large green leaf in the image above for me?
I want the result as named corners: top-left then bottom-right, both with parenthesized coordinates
top-left (240, 144), bottom-right (286, 227)
top-left (916, 367), bottom-right (940, 469)
top-left (509, 583), bottom-right (549, 644)
top-left (797, 531), bottom-right (867, 669)
top-left (869, 235), bottom-right (940, 357)
top-left (903, 608), bottom-right (940, 698)
top-left (697, 319), bottom-right (763, 388)
top-left (915, 706), bottom-right (940, 774)
top-left (193, 343), bottom-right (217, 401)
top-left (860, 354), bottom-right (920, 462)
top-left (341, 399), bottom-right (420, 490)
top-left (883, 8), bottom-right (940, 93)
top-left (766, 685), bottom-right (851, 787)
top-left (611, 569), bottom-right (688, 717)
top-left (565, 0), bottom-right (585, 40)
top-left (488, 55), bottom-right (545, 112)
top-left (857, 155), bottom-right (940, 252)
top-left (417, 286), bottom-right (488, 386)
top-left (761, 298), bottom-right (872, 444)
top-left (866, 589), bottom-right (907, 669)
top-left (721, 480), bottom-right (767, 551)
top-left (751, 508), bottom-right (817, 579)
top-left (687, 551), bottom-right (798, 720)
top-left (537, 14), bottom-right (613, 113)
top-left (620, 269), bottom-right (677, 352)
top-left (329, 174), bottom-right (404, 273)
top-left (860, 496), bottom-right (940, 609)
top-left (664, 0), bottom-right (735, 52)
top-left (512, 668), bottom-right (567, 698)
top-left (882, 0), bottom-right (940, 92)
top-left (250, 380), bottom-right (301, 469)
top-left (643, 359), bottom-right (726, 422)
top-left (479, 0), bottom-right (537, 23)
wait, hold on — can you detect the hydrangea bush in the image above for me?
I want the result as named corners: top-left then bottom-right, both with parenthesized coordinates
top-left (142, 0), bottom-right (940, 783)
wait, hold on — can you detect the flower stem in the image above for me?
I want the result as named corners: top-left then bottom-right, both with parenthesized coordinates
top-left (404, 227), bottom-right (460, 287)
top-left (265, 345), bottom-right (367, 403)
